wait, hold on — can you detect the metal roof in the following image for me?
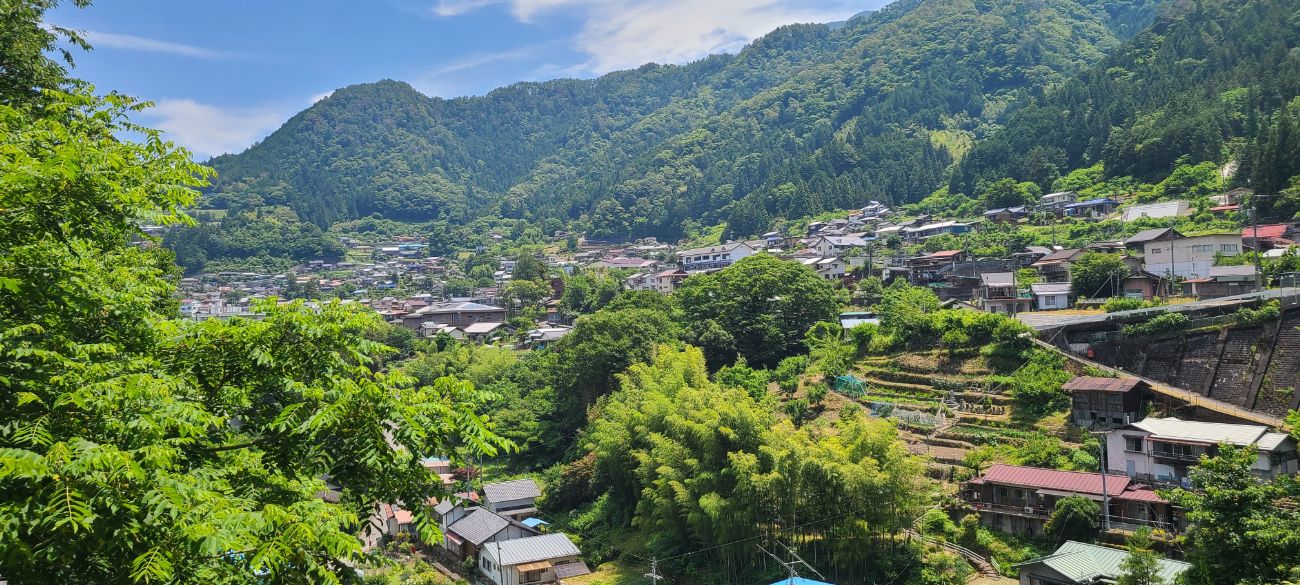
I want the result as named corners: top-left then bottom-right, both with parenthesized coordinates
top-left (975, 464), bottom-right (1137, 498)
top-left (552, 561), bottom-right (593, 579)
top-left (1130, 417), bottom-right (1277, 448)
top-left (483, 478), bottom-right (542, 503)
top-left (980, 272), bottom-right (1015, 287)
top-left (489, 533), bottom-right (581, 566)
top-left (1062, 376), bottom-right (1143, 393)
top-left (447, 508), bottom-right (510, 545)
top-left (1242, 225), bottom-right (1289, 239)
top-left (1122, 201), bottom-right (1190, 222)
top-left (1125, 227), bottom-right (1182, 244)
top-left (1017, 541), bottom-right (1190, 583)
top-left (1030, 282), bottom-right (1071, 295)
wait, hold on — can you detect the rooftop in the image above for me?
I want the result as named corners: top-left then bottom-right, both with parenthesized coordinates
top-left (1016, 541), bottom-right (1190, 583)
top-left (483, 478), bottom-right (542, 503)
top-left (447, 508), bottom-right (511, 545)
top-left (1130, 417), bottom-right (1291, 450)
top-left (1062, 376), bottom-right (1143, 393)
top-left (970, 464), bottom-right (1164, 503)
top-left (489, 533), bottom-right (582, 566)
top-left (980, 272), bottom-right (1015, 287)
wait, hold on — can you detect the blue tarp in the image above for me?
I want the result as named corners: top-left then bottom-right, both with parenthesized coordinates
top-left (767, 578), bottom-right (834, 585)
top-left (521, 517), bottom-right (549, 528)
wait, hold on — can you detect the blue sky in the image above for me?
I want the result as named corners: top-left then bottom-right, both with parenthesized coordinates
top-left (48, 0), bottom-right (883, 159)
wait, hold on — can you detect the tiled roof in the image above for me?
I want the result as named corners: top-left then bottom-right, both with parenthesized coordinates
top-left (489, 533), bottom-right (581, 566)
top-left (483, 478), bottom-right (542, 503)
top-left (1062, 376), bottom-right (1142, 393)
top-left (447, 508), bottom-right (509, 545)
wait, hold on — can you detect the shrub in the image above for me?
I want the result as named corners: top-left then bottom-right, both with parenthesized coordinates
top-left (1122, 312), bottom-right (1189, 337)
top-left (1103, 297), bottom-right (1161, 313)
top-left (1235, 300), bottom-right (1280, 327)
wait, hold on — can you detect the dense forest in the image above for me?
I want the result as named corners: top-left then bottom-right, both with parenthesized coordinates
top-left (191, 0), bottom-right (1161, 258)
top-left (953, 0), bottom-right (1300, 198)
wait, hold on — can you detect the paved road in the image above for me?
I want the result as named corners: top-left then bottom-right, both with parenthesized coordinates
top-left (1016, 287), bottom-right (1300, 330)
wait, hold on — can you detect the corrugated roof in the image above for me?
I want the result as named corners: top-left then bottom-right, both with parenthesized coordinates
top-left (981, 272), bottom-right (1015, 287)
top-left (1062, 376), bottom-right (1142, 393)
top-left (484, 478), bottom-right (542, 503)
top-left (490, 533), bottom-right (581, 566)
top-left (1125, 227), bottom-right (1182, 244)
top-left (1031, 282), bottom-right (1071, 295)
top-left (1019, 541), bottom-right (1190, 583)
top-left (1123, 201), bottom-right (1189, 221)
top-left (462, 321), bottom-right (505, 334)
top-left (552, 560), bottom-right (593, 579)
top-left (447, 508), bottom-right (509, 545)
top-left (1242, 225), bottom-right (1289, 239)
top-left (1131, 417), bottom-right (1270, 448)
top-left (977, 464), bottom-right (1134, 497)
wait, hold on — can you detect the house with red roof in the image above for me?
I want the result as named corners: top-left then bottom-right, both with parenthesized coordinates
top-left (962, 464), bottom-right (1179, 537)
top-left (1241, 224), bottom-right (1295, 251)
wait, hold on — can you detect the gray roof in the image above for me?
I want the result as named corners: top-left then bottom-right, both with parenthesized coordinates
top-left (490, 533), bottom-right (582, 566)
top-left (1031, 282), bottom-right (1072, 295)
top-left (1131, 417), bottom-right (1289, 450)
top-left (980, 272), bottom-right (1015, 287)
top-left (1207, 265), bottom-right (1257, 278)
top-left (1017, 541), bottom-right (1189, 583)
top-left (552, 561), bottom-right (593, 579)
top-left (483, 478), bottom-right (542, 503)
top-left (1125, 227), bottom-right (1181, 245)
top-left (1123, 200), bottom-right (1190, 221)
top-left (418, 302), bottom-right (504, 315)
top-left (447, 508), bottom-right (510, 545)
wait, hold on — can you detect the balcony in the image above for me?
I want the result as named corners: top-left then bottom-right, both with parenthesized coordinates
top-left (968, 501), bottom-right (1051, 519)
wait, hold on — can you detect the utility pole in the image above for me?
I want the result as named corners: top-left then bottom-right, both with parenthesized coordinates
top-left (1252, 195), bottom-right (1264, 291)
top-left (1092, 430), bottom-right (1111, 532)
top-left (645, 557), bottom-right (664, 585)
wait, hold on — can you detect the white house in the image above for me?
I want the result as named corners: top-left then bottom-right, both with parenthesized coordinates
top-left (1106, 417), bottom-right (1298, 486)
top-left (1141, 232), bottom-right (1243, 279)
top-left (1030, 282), bottom-right (1071, 311)
top-left (483, 478), bottom-right (542, 519)
top-left (480, 533), bottom-right (591, 585)
top-left (677, 242), bottom-right (756, 272)
top-left (809, 235), bottom-right (869, 256)
top-left (798, 257), bottom-right (846, 280)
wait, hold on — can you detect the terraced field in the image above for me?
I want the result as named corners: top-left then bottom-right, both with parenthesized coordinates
top-left (842, 351), bottom-right (1074, 466)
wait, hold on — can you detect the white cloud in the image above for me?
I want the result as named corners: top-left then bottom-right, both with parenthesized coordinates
top-left (432, 0), bottom-right (871, 73)
top-left (81, 30), bottom-right (230, 60)
top-left (430, 43), bottom-right (555, 75)
top-left (311, 90), bottom-right (335, 103)
top-left (431, 0), bottom-right (507, 17)
top-left (143, 99), bottom-right (287, 159)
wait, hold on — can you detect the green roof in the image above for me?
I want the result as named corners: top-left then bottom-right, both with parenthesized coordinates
top-left (1015, 541), bottom-right (1190, 583)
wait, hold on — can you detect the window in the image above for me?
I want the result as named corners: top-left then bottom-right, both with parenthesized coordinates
top-left (1150, 247), bottom-right (1162, 254)
top-left (1221, 244), bottom-right (1239, 253)
top-left (1124, 436), bottom-right (1144, 452)
top-left (1044, 295), bottom-right (1056, 307)
top-left (1190, 244), bottom-right (1213, 253)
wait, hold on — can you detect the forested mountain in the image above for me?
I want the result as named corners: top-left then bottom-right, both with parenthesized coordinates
top-left (201, 0), bottom-right (1159, 244)
top-left (953, 0), bottom-right (1300, 198)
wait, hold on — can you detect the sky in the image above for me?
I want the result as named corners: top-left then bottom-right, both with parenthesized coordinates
top-left (48, 0), bottom-right (885, 159)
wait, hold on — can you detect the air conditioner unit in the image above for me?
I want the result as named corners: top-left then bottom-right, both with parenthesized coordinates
top-left (1024, 506), bottom-right (1035, 515)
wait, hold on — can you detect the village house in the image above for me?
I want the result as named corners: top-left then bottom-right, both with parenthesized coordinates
top-left (1037, 191), bottom-right (1078, 215)
top-left (901, 220), bottom-right (973, 241)
top-left (483, 478), bottom-right (542, 520)
top-left (962, 464), bottom-right (1179, 536)
top-left (906, 250), bottom-right (969, 283)
top-left (1030, 282), bottom-right (1072, 311)
top-left (462, 321), bottom-right (511, 343)
top-left (1014, 541), bottom-right (1190, 585)
top-left (982, 206), bottom-right (1030, 224)
top-left (1241, 224), bottom-right (1296, 251)
top-left (1121, 270), bottom-right (1167, 300)
top-left (479, 533), bottom-right (591, 585)
top-left (1123, 227), bottom-right (1183, 255)
top-left (1106, 417), bottom-right (1298, 486)
top-left (977, 272), bottom-right (1031, 314)
top-left (809, 235), bottom-right (870, 256)
top-left (1062, 197), bottom-right (1120, 220)
top-left (402, 301), bottom-right (509, 330)
top-left (1064, 376), bottom-right (1151, 431)
top-left (1179, 264), bottom-right (1257, 298)
top-left (626, 269), bottom-right (688, 294)
top-left (525, 325), bottom-right (572, 349)
top-left (1141, 232), bottom-right (1243, 279)
top-left (442, 507), bottom-right (540, 563)
top-left (589, 257), bottom-right (659, 270)
top-left (798, 256), bottom-right (847, 281)
top-left (1032, 248), bottom-right (1084, 283)
top-left (1012, 246), bottom-right (1054, 268)
top-left (677, 242), bottom-right (756, 272)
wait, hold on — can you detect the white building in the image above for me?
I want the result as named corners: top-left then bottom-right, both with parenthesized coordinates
top-left (1141, 232), bottom-right (1242, 279)
top-left (677, 242), bottom-right (756, 272)
top-left (483, 478), bottom-right (542, 520)
top-left (1107, 417), bottom-right (1297, 486)
top-left (480, 533), bottom-right (591, 585)
top-left (1030, 282), bottom-right (1072, 311)
top-left (809, 235), bottom-right (870, 256)
top-left (798, 257), bottom-right (846, 280)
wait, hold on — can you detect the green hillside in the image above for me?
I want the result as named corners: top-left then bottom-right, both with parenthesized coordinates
top-left (197, 0), bottom-right (1158, 249)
